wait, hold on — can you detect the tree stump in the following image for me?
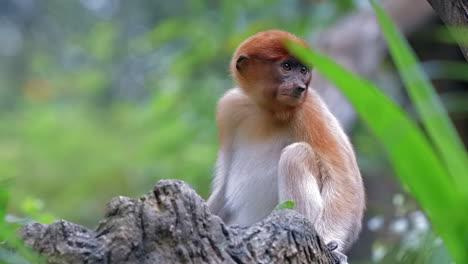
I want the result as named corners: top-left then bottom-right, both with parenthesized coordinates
top-left (19, 179), bottom-right (338, 264)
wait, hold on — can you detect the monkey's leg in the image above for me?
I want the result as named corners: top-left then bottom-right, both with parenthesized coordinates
top-left (278, 142), bottom-right (323, 224)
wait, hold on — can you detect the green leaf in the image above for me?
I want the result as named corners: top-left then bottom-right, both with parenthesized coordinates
top-left (434, 26), bottom-right (468, 46)
top-left (287, 42), bottom-right (467, 264)
top-left (275, 200), bottom-right (295, 210)
top-left (371, 0), bottom-right (468, 196)
top-left (0, 188), bottom-right (8, 222)
top-left (422, 60), bottom-right (468, 83)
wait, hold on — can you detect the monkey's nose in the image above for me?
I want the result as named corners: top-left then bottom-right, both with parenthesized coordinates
top-left (295, 85), bottom-right (306, 93)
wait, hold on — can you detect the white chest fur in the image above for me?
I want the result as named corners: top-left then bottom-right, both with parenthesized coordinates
top-left (225, 131), bottom-right (291, 226)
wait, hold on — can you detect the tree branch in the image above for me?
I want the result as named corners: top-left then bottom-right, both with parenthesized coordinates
top-left (20, 180), bottom-right (338, 264)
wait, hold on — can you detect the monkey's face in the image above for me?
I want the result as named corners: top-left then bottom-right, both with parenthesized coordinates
top-left (234, 54), bottom-right (311, 110)
top-left (270, 57), bottom-right (311, 107)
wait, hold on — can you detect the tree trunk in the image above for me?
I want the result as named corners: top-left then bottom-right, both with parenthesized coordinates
top-left (20, 180), bottom-right (338, 264)
top-left (426, 0), bottom-right (468, 60)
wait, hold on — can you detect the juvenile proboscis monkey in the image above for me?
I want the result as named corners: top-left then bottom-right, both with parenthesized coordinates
top-left (207, 29), bottom-right (365, 262)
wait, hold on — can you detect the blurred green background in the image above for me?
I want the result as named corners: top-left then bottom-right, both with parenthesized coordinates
top-left (0, 0), bottom-right (466, 263)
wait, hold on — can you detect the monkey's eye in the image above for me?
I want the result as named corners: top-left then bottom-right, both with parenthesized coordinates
top-left (281, 63), bottom-right (291, 71)
top-left (300, 66), bottom-right (308, 74)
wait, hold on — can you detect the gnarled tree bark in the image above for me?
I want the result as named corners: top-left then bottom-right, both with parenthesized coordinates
top-left (20, 180), bottom-right (338, 264)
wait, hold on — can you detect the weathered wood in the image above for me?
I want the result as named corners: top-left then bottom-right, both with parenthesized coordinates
top-left (427, 0), bottom-right (468, 60)
top-left (20, 180), bottom-right (338, 264)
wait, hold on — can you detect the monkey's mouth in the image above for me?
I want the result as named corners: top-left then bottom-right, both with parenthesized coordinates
top-left (281, 93), bottom-right (302, 99)
top-left (278, 93), bottom-right (303, 106)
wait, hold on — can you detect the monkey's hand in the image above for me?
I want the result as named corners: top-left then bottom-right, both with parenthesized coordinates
top-left (327, 241), bottom-right (348, 264)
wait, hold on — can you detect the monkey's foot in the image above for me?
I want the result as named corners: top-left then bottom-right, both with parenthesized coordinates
top-left (332, 251), bottom-right (348, 264)
top-left (326, 241), bottom-right (348, 264)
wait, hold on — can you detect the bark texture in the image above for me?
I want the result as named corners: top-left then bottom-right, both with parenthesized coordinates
top-left (20, 180), bottom-right (338, 264)
top-left (427, 0), bottom-right (468, 60)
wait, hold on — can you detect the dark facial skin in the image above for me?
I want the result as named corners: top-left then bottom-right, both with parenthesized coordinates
top-left (274, 57), bottom-right (311, 106)
top-left (234, 55), bottom-right (311, 110)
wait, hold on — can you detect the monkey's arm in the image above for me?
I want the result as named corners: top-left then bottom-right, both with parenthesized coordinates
top-left (207, 149), bottom-right (231, 219)
top-left (207, 88), bottom-right (249, 220)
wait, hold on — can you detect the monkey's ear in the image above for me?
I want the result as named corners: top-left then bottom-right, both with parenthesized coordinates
top-left (236, 53), bottom-right (250, 72)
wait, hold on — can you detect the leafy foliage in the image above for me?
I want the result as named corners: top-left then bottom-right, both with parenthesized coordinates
top-left (274, 200), bottom-right (295, 210)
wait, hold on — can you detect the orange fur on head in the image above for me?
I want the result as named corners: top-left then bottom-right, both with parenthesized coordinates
top-left (230, 29), bottom-right (309, 88)
top-left (229, 30), bottom-right (311, 118)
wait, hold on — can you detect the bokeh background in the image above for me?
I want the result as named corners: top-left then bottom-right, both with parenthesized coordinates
top-left (1, 0), bottom-right (467, 263)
